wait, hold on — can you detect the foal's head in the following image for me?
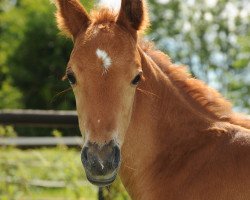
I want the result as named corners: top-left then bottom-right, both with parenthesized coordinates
top-left (55, 0), bottom-right (148, 186)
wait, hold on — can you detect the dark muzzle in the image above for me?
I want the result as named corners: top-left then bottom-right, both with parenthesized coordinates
top-left (81, 140), bottom-right (120, 187)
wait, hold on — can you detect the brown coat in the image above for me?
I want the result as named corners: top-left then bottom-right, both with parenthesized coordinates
top-left (120, 43), bottom-right (250, 200)
top-left (54, 0), bottom-right (250, 199)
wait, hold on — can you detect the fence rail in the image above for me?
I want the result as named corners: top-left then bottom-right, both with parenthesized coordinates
top-left (0, 136), bottom-right (83, 146)
top-left (0, 109), bottom-right (81, 147)
top-left (0, 109), bottom-right (104, 200)
top-left (0, 110), bottom-right (104, 200)
top-left (0, 109), bottom-right (78, 127)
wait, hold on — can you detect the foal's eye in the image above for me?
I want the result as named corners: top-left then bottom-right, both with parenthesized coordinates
top-left (67, 73), bottom-right (76, 85)
top-left (131, 73), bottom-right (142, 85)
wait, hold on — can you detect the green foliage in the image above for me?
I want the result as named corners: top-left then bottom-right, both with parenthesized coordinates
top-left (0, 0), bottom-right (93, 110)
top-left (0, 146), bottom-right (129, 200)
top-left (148, 0), bottom-right (250, 112)
top-left (0, 0), bottom-right (25, 109)
top-left (229, 33), bottom-right (250, 112)
top-left (103, 177), bottom-right (131, 200)
top-left (4, 0), bottom-right (74, 110)
top-left (0, 126), bottom-right (17, 137)
top-left (233, 35), bottom-right (250, 70)
top-left (52, 129), bottom-right (63, 138)
top-left (0, 79), bottom-right (22, 109)
top-left (0, 147), bottom-right (97, 200)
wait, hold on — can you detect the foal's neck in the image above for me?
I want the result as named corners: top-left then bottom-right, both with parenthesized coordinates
top-left (120, 48), bottom-right (212, 199)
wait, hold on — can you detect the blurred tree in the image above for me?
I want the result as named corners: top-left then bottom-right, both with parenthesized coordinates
top-left (1, 0), bottom-right (73, 110)
top-left (229, 32), bottom-right (250, 113)
top-left (0, 0), bottom-right (23, 108)
top-left (148, 0), bottom-right (250, 113)
top-left (0, 0), bottom-right (93, 136)
top-left (0, 0), bottom-right (93, 110)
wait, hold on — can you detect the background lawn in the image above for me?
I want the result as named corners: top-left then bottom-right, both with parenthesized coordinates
top-left (0, 146), bottom-right (97, 200)
top-left (0, 145), bottom-right (130, 200)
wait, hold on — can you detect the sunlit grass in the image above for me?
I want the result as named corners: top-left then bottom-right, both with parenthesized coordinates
top-left (0, 146), bottom-right (97, 200)
top-left (0, 146), bottom-right (130, 200)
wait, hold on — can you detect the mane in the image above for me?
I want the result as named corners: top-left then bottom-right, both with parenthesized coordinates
top-left (90, 7), bottom-right (117, 25)
top-left (139, 40), bottom-right (233, 121)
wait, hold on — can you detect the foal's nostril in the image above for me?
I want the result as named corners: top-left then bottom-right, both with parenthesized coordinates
top-left (81, 142), bottom-right (121, 178)
top-left (81, 146), bottom-right (89, 165)
top-left (112, 145), bottom-right (120, 169)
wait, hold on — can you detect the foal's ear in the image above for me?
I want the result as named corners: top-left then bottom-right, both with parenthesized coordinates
top-left (116, 0), bottom-right (149, 34)
top-left (55, 0), bottom-right (90, 38)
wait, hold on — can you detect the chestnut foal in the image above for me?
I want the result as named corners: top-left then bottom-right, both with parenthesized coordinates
top-left (54, 0), bottom-right (250, 199)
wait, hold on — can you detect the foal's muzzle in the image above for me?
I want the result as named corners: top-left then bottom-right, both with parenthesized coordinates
top-left (81, 140), bottom-right (120, 187)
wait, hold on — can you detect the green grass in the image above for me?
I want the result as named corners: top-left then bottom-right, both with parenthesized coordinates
top-left (0, 146), bottom-right (97, 200)
top-left (0, 146), bottom-right (130, 200)
top-left (20, 187), bottom-right (97, 200)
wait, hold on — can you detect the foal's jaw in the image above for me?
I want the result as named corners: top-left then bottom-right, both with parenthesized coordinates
top-left (81, 140), bottom-right (121, 187)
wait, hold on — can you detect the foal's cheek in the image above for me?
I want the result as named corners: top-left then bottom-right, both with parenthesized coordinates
top-left (116, 89), bottom-right (136, 146)
top-left (74, 92), bottom-right (88, 140)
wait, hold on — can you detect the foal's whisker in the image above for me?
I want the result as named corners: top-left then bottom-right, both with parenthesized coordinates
top-left (137, 88), bottom-right (160, 99)
top-left (124, 164), bottom-right (137, 171)
top-left (50, 87), bottom-right (72, 104)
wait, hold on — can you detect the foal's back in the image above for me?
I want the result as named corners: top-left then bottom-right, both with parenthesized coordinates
top-left (151, 123), bottom-right (250, 200)
top-left (191, 124), bottom-right (250, 200)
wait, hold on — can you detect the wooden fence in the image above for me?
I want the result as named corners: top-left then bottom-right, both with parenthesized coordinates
top-left (0, 109), bottom-right (104, 200)
top-left (0, 109), bottom-right (78, 127)
top-left (0, 109), bottom-right (82, 146)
